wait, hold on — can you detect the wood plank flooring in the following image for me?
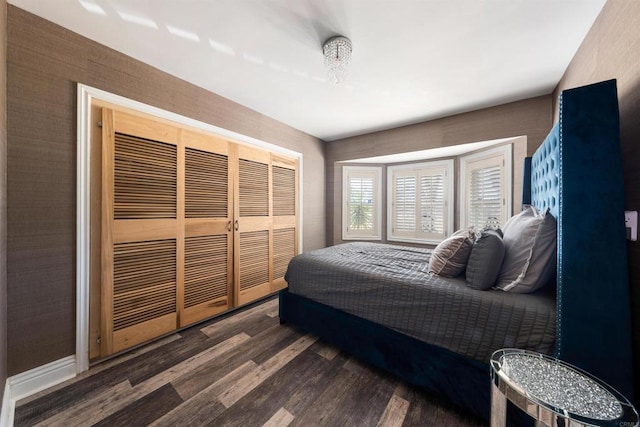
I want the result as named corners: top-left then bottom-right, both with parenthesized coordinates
top-left (14, 297), bottom-right (486, 426)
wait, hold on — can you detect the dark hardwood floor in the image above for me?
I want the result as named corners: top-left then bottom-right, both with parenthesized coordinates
top-left (14, 297), bottom-right (487, 426)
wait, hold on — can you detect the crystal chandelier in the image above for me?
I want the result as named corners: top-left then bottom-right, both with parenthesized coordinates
top-left (322, 36), bottom-right (352, 85)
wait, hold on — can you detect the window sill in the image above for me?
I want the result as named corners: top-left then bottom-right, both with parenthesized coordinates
top-left (342, 235), bottom-right (382, 241)
top-left (387, 236), bottom-right (442, 245)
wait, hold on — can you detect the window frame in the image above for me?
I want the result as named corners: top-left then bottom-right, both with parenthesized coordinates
top-left (459, 144), bottom-right (512, 230)
top-left (342, 165), bottom-right (382, 240)
top-left (387, 160), bottom-right (454, 244)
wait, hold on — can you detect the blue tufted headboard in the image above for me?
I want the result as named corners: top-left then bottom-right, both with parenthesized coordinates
top-left (525, 79), bottom-right (634, 399)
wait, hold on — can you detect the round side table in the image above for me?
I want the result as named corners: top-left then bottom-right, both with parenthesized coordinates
top-left (490, 349), bottom-right (639, 427)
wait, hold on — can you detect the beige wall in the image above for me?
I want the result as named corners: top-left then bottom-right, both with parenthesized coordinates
top-left (0, 0), bottom-right (7, 399)
top-left (326, 96), bottom-right (551, 245)
top-left (552, 0), bottom-right (640, 403)
top-left (6, 6), bottom-right (325, 376)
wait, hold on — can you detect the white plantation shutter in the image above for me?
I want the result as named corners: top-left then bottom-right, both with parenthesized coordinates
top-left (349, 176), bottom-right (375, 230)
top-left (394, 175), bottom-right (416, 232)
top-left (420, 172), bottom-right (445, 235)
top-left (461, 146), bottom-right (511, 230)
top-left (389, 161), bottom-right (452, 243)
top-left (343, 166), bottom-right (382, 239)
top-left (468, 164), bottom-right (502, 229)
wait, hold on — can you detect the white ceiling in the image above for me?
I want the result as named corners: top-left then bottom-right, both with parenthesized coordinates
top-left (8, 0), bottom-right (607, 141)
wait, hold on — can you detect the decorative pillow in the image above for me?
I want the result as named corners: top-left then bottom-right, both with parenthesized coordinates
top-left (428, 228), bottom-right (475, 278)
top-left (466, 229), bottom-right (505, 290)
top-left (496, 206), bottom-right (557, 293)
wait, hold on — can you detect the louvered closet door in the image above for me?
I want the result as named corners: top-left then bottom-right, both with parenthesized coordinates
top-left (101, 109), bottom-right (179, 355)
top-left (235, 146), bottom-right (272, 305)
top-left (271, 154), bottom-right (298, 292)
top-left (181, 130), bottom-right (233, 327)
top-left (234, 147), bottom-right (299, 306)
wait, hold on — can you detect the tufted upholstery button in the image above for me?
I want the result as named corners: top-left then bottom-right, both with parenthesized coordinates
top-left (530, 123), bottom-right (560, 218)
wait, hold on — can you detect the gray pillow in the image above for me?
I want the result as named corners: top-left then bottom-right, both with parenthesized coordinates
top-left (496, 206), bottom-right (557, 293)
top-left (466, 229), bottom-right (505, 290)
top-left (428, 228), bottom-right (475, 278)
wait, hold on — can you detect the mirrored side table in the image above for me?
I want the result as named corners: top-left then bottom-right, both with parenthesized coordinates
top-left (490, 349), bottom-right (639, 427)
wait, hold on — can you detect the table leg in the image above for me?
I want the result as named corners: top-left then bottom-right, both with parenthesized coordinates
top-left (491, 381), bottom-right (507, 427)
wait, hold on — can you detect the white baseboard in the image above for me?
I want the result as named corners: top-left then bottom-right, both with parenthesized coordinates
top-left (0, 356), bottom-right (77, 426)
top-left (9, 356), bottom-right (76, 401)
top-left (1, 379), bottom-right (13, 427)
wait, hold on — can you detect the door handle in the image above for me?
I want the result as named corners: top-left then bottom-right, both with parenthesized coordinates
top-left (234, 220), bottom-right (239, 231)
top-left (226, 221), bottom-right (232, 232)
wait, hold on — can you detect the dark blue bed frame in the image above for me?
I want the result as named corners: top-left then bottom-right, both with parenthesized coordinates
top-left (279, 80), bottom-right (634, 422)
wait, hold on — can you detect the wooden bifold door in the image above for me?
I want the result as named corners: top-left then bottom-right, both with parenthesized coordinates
top-left (94, 105), bottom-right (298, 358)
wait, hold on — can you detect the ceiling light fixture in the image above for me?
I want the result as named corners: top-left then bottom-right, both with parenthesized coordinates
top-left (322, 36), bottom-right (352, 85)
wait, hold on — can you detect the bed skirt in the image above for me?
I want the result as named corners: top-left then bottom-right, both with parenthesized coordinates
top-left (278, 289), bottom-right (493, 417)
top-left (279, 289), bottom-right (536, 425)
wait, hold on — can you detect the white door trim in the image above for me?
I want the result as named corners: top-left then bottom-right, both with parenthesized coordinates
top-left (76, 83), bottom-right (304, 373)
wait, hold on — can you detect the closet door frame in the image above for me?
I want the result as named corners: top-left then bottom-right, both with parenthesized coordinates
top-left (79, 84), bottom-right (302, 372)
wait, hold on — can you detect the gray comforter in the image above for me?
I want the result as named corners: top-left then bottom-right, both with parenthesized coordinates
top-left (285, 242), bottom-right (556, 363)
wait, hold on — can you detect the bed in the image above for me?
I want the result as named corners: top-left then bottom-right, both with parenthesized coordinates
top-left (284, 241), bottom-right (557, 364)
top-left (279, 79), bottom-right (634, 421)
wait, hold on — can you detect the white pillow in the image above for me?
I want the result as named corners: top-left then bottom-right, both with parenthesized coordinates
top-left (496, 206), bottom-right (557, 293)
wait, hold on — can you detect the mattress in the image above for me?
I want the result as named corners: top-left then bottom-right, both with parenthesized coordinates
top-left (285, 242), bottom-right (556, 363)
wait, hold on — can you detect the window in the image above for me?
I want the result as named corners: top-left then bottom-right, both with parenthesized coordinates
top-left (388, 160), bottom-right (453, 243)
top-left (342, 166), bottom-right (382, 240)
top-left (460, 145), bottom-right (512, 230)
